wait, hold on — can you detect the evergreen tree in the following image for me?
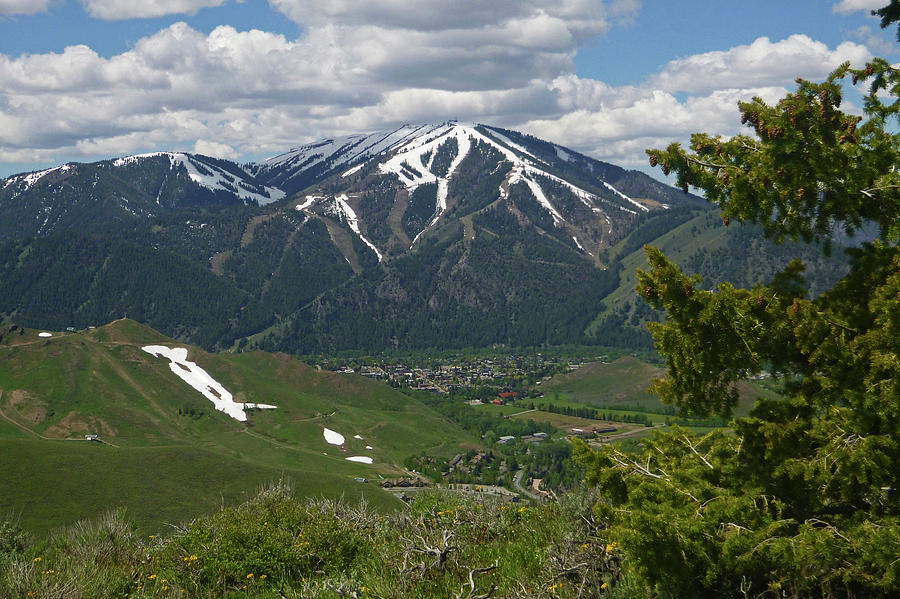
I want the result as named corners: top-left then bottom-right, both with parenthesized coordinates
top-left (577, 54), bottom-right (900, 596)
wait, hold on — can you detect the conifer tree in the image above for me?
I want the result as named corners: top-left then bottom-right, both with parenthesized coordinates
top-left (577, 39), bottom-right (900, 598)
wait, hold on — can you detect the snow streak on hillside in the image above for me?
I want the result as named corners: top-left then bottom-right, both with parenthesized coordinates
top-left (141, 345), bottom-right (276, 422)
top-left (332, 194), bottom-right (383, 262)
top-left (373, 123), bottom-right (646, 244)
top-left (254, 124), bottom-right (439, 183)
top-left (114, 153), bottom-right (285, 206)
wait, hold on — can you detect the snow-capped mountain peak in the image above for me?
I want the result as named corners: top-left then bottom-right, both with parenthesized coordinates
top-left (114, 152), bottom-right (285, 206)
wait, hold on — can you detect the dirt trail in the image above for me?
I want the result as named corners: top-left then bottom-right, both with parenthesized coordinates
top-left (0, 389), bottom-right (80, 441)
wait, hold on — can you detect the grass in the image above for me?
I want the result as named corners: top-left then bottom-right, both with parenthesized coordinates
top-left (596, 210), bottom-right (731, 319)
top-left (0, 320), bottom-right (477, 535)
top-left (477, 401), bottom-right (669, 425)
top-left (1, 485), bottom-right (633, 599)
top-left (545, 357), bottom-right (665, 409)
top-left (541, 356), bottom-right (770, 417)
top-left (0, 439), bottom-right (401, 537)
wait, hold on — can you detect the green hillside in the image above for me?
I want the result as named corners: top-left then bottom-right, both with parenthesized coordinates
top-left (587, 209), bottom-right (850, 350)
top-left (543, 356), bottom-right (778, 417)
top-left (0, 320), bottom-right (475, 535)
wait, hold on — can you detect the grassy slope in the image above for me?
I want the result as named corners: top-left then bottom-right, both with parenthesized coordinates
top-left (542, 356), bottom-right (772, 417)
top-left (592, 210), bottom-right (730, 328)
top-left (0, 320), bottom-right (474, 534)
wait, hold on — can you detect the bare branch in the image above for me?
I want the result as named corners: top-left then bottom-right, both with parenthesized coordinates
top-left (456, 561), bottom-right (499, 599)
top-left (682, 435), bottom-right (714, 469)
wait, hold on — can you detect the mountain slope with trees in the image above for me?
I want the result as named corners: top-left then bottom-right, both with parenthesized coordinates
top-left (0, 123), bottom-right (850, 355)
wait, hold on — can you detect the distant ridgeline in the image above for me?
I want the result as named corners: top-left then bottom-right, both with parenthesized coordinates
top-left (0, 123), bottom-right (848, 353)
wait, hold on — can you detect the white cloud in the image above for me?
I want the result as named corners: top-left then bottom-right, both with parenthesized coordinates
top-left (651, 35), bottom-right (871, 95)
top-left (520, 85), bottom-right (770, 167)
top-left (846, 24), bottom-right (898, 55)
top-left (0, 6), bottom-right (874, 180)
top-left (267, 0), bottom-right (636, 38)
top-left (80, 0), bottom-right (229, 20)
top-left (193, 139), bottom-right (237, 159)
top-left (0, 0), bottom-right (54, 15)
top-left (832, 0), bottom-right (884, 14)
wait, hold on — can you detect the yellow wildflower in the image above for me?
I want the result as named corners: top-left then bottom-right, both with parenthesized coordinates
top-left (247, 573), bottom-right (254, 579)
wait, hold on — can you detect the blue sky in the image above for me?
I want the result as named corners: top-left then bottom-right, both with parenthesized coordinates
top-left (0, 0), bottom-right (895, 177)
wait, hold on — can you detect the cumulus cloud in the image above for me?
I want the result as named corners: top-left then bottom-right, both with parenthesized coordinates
top-left (80, 0), bottom-right (229, 20)
top-left (650, 35), bottom-right (870, 95)
top-left (0, 0), bottom-right (54, 15)
top-left (0, 1), bottom-right (876, 177)
top-left (193, 139), bottom-right (237, 158)
top-left (846, 25), bottom-right (898, 55)
top-left (832, 0), bottom-right (884, 14)
top-left (267, 0), bottom-right (637, 37)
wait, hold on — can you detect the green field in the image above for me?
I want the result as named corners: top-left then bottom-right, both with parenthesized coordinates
top-left (542, 356), bottom-right (771, 417)
top-left (0, 321), bottom-right (476, 535)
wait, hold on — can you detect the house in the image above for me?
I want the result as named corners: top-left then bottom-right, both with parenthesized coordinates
top-left (498, 391), bottom-right (517, 400)
top-left (497, 435), bottom-right (516, 444)
top-left (85, 434), bottom-right (100, 442)
top-left (491, 399), bottom-right (502, 405)
top-left (533, 432), bottom-right (549, 439)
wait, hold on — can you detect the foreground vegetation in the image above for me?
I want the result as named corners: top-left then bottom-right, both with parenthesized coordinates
top-left (0, 482), bottom-right (632, 599)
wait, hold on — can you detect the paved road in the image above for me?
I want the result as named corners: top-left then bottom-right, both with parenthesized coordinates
top-left (513, 470), bottom-right (545, 502)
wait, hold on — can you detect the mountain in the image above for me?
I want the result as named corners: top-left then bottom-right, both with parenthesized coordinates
top-left (0, 122), bottom-right (843, 353)
top-left (0, 319), bottom-right (472, 533)
top-left (0, 152), bottom-right (283, 240)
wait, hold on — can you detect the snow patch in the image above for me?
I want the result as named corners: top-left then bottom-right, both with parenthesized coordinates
top-left (345, 456), bottom-right (374, 464)
top-left (365, 445), bottom-right (373, 450)
top-left (296, 195), bottom-right (325, 212)
top-left (323, 428), bottom-right (345, 446)
top-left (353, 434), bottom-right (363, 440)
top-left (555, 146), bottom-right (572, 162)
top-left (342, 163), bottom-right (365, 178)
top-left (38, 332), bottom-right (53, 338)
top-left (112, 152), bottom-right (167, 167)
top-left (141, 345), bottom-right (275, 422)
top-left (334, 194), bottom-right (383, 262)
top-left (257, 124), bottom-right (437, 180)
top-left (521, 172), bottom-right (563, 225)
top-left (7, 164), bottom-right (74, 192)
top-left (484, 128), bottom-right (539, 161)
top-left (572, 236), bottom-right (585, 252)
top-left (600, 180), bottom-right (647, 213)
top-left (115, 153), bottom-right (285, 206)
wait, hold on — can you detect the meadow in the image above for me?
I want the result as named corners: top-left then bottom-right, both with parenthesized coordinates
top-left (0, 321), bottom-right (475, 535)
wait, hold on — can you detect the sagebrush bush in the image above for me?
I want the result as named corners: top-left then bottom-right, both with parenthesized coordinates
top-left (160, 489), bottom-right (370, 590)
top-left (0, 482), bottom-right (635, 598)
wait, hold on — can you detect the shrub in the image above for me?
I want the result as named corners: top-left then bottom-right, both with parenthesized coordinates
top-left (160, 485), bottom-right (370, 591)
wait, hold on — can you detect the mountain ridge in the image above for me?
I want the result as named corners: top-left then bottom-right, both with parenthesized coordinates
top-left (0, 121), bottom-right (842, 355)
